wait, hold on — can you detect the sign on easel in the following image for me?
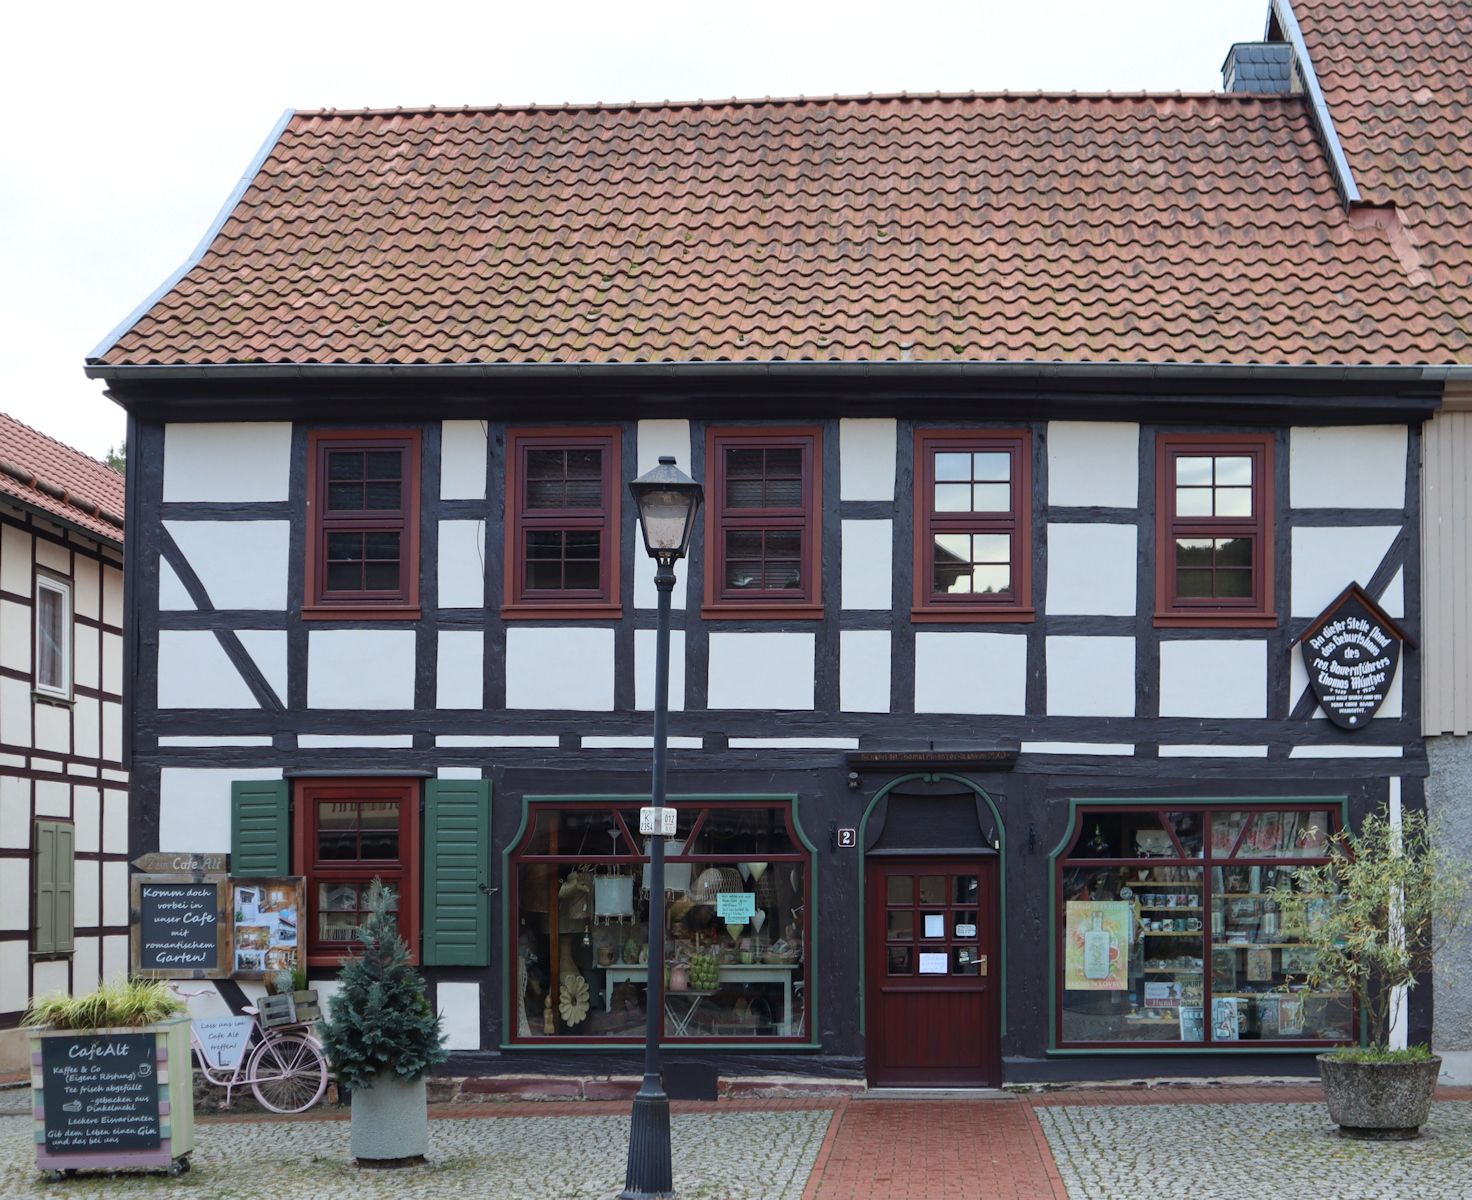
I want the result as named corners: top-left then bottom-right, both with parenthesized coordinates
top-left (1298, 582), bottom-right (1413, 730)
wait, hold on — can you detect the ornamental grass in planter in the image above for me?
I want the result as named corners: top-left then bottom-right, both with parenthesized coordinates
top-left (318, 879), bottom-right (446, 1167)
top-left (1270, 805), bottom-right (1471, 1139)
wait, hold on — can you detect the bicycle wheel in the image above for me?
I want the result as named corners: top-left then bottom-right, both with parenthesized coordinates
top-left (248, 1031), bottom-right (329, 1114)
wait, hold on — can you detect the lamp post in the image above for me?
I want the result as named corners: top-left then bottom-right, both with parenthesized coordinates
top-left (622, 455), bottom-right (703, 1200)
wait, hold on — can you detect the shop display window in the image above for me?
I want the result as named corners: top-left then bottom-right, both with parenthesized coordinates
top-left (510, 800), bottom-right (810, 1042)
top-left (1057, 804), bottom-right (1348, 1048)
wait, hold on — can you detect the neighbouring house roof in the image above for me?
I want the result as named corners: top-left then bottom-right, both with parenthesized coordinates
top-left (0, 413), bottom-right (125, 544)
top-left (91, 15), bottom-right (1472, 375)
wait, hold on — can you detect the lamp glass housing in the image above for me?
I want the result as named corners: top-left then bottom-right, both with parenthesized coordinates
top-left (629, 456), bottom-right (703, 562)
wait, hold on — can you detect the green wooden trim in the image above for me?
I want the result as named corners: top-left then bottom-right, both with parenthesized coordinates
top-left (1046, 793), bottom-right (1352, 1054)
top-left (229, 779), bottom-right (290, 876)
top-left (424, 778), bottom-right (492, 966)
top-left (855, 773), bottom-right (1007, 1039)
top-left (502, 792), bottom-right (816, 1049)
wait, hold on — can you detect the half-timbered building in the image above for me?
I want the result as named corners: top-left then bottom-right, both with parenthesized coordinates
top-left (0, 415), bottom-right (128, 1072)
top-left (87, 0), bottom-right (1467, 1086)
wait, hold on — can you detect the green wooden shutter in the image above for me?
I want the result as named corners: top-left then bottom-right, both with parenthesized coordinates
top-left (231, 780), bottom-right (290, 875)
top-left (33, 820), bottom-right (74, 955)
top-left (423, 779), bottom-right (491, 966)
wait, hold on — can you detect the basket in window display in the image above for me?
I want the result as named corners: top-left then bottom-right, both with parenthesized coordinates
top-left (688, 866), bottom-right (744, 904)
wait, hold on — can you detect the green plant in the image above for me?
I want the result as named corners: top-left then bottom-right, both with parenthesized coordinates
top-left (318, 878), bottom-right (446, 1089)
top-left (1270, 805), bottom-right (1472, 1055)
top-left (23, 979), bottom-right (184, 1030)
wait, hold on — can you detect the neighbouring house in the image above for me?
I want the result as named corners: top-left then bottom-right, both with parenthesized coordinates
top-left (0, 414), bottom-right (127, 1071)
top-left (85, 0), bottom-right (1467, 1088)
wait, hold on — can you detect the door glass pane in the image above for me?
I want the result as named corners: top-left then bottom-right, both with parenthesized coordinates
top-left (887, 946), bottom-right (913, 975)
top-left (952, 947), bottom-right (981, 975)
top-left (918, 876), bottom-right (945, 905)
top-left (953, 910), bottom-right (979, 936)
top-left (887, 912), bottom-right (913, 940)
top-left (920, 912), bottom-right (945, 939)
top-left (953, 876), bottom-right (978, 905)
top-left (886, 876), bottom-right (913, 905)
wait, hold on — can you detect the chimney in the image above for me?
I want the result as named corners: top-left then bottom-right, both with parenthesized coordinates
top-left (1221, 42), bottom-right (1296, 93)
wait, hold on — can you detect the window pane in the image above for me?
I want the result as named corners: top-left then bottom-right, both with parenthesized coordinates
top-left (364, 481), bottom-right (402, 509)
top-left (971, 483), bottom-right (1010, 512)
top-left (327, 482), bottom-right (364, 510)
top-left (972, 452), bottom-right (1011, 482)
top-left (971, 534), bottom-right (1010, 564)
top-left (1210, 812), bottom-right (1252, 857)
top-left (765, 448), bottom-right (802, 478)
top-left (1214, 537), bottom-right (1252, 567)
top-left (566, 531), bottom-right (601, 559)
top-left (364, 532), bottom-right (400, 560)
top-left (726, 530), bottom-right (764, 558)
top-left (1175, 487), bottom-right (1212, 517)
top-left (564, 479), bottom-right (603, 508)
top-left (1215, 456), bottom-right (1252, 486)
top-left (526, 480), bottom-right (564, 508)
top-left (364, 562), bottom-right (400, 590)
top-left (935, 452), bottom-right (971, 481)
top-left (37, 588), bottom-right (65, 690)
top-left (359, 802), bottom-right (400, 859)
top-left (726, 478), bottom-right (766, 508)
top-left (934, 532), bottom-right (970, 562)
top-left (954, 876), bottom-right (978, 904)
top-left (953, 947), bottom-right (981, 975)
top-left (328, 451), bottom-right (364, 481)
top-left (936, 562), bottom-right (971, 593)
top-left (765, 531), bottom-right (801, 560)
top-left (934, 483), bottom-right (971, 512)
top-left (918, 876), bottom-right (944, 905)
top-left (527, 449), bottom-right (564, 479)
top-left (1175, 538), bottom-right (1214, 567)
top-left (327, 563), bottom-right (361, 591)
top-left (527, 531), bottom-right (563, 559)
top-left (887, 876), bottom-right (913, 905)
top-left (1176, 456), bottom-right (1212, 486)
top-left (1175, 569), bottom-right (1213, 597)
top-left (317, 804), bottom-right (358, 860)
top-left (887, 912), bottom-right (913, 940)
top-left (970, 565), bottom-right (1010, 595)
top-left (1235, 811), bottom-right (1332, 857)
top-left (525, 561), bottom-right (561, 590)
top-left (1214, 569), bottom-right (1253, 598)
top-left (566, 448), bottom-right (603, 479)
top-left (888, 946), bottom-right (914, 975)
top-left (327, 532), bottom-right (362, 560)
top-left (1215, 487), bottom-right (1253, 518)
top-left (563, 559), bottom-right (600, 590)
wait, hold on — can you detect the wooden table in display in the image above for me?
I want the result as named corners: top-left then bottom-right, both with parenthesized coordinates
top-left (599, 962), bottom-right (799, 1034)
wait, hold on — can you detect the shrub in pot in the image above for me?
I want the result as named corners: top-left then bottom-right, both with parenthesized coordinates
top-left (1271, 805), bottom-right (1470, 1139)
top-left (318, 879), bottom-right (447, 1165)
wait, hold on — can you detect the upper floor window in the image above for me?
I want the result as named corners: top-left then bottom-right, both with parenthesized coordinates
top-left (704, 427), bottom-right (822, 618)
top-left (1155, 434), bottom-right (1274, 626)
top-left (305, 430), bottom-right (421, 618)
top-left (913, 430), bottom-right (1033, 621)
top-left (504, 428), bottom-right (621, 618)
top-left (34, 573), bottom-right (72, 699)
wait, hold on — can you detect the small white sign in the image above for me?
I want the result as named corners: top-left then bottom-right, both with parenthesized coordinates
top-left (193, 1016), bottom-right (255, 1070)
top-left (919, 952), bottom-right (949, 975)
top-left (836, 827), bottom-right (857, 848)
top-left (955, 923), bottom-right (977, 938)
top-left (923, 914), bottom-right (945, 938)
top-left (639, 807), bottom-right (677, 835)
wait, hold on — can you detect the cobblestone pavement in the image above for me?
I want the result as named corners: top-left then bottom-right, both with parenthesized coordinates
top-left (0, 1108), bottom-right (830, 1199)
top-left (1036, 1100), bottom-right (1472, 1200)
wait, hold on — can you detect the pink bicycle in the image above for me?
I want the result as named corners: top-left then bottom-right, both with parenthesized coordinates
top-left (170, 986), bottom-right (330, 1114)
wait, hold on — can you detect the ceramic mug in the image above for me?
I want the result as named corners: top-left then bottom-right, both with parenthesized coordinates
top-left (1187, 917), bottom-right (1203, 931)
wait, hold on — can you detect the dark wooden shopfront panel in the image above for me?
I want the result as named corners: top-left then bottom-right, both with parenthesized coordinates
top-left (865, 857), bottom-right (1000, 1087)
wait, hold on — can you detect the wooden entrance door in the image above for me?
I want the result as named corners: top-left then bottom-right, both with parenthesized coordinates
top-left (865, 857), bottom-right (1000, 1087)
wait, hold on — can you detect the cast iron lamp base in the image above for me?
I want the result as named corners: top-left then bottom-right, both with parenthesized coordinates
top-left (619, 1074), bottom-right (675, 1199)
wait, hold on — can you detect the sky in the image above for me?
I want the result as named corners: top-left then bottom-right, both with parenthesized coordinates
top-left (2, 0), bottom-right (1269, 461)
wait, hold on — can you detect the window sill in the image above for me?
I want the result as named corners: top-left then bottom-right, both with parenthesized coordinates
top-left (302, 605), bottom-right (422, 621)
top-left (911, 607), bottom-right (1036, 624)
top-left (502, 603), bottom-right (623, 621)
top-left (701, 603), bottom-right (825, 621)
top-left (33, 689), bottom-right (75, 707)
top-left (1154, 611), bottom-right (1278, 629)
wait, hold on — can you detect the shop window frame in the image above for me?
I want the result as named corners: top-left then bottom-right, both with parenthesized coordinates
top-left (304, 429), bottom-right (422, 619)
top-left (506, 794), bottom-right (815, 1047)
top-left (1155, 433), bottom-right (1275, 627)
top-left (911, 428), bottom-right (1034, 622)
top-left (1051, 798), bottom-right (1349, 1053)
top-left (292, 777), bottom-right (421, 967)
top-left (502, 426), bottom-right (622, 620)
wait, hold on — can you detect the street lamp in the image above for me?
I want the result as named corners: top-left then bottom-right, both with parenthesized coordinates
top-left (622, 455), bottom-right (703, 1200)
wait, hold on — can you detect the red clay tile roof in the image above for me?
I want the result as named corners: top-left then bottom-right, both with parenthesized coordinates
top-left (0, 413), bottom-right (125, 543)
top-left (95, 90), bottom-right (1472, 371)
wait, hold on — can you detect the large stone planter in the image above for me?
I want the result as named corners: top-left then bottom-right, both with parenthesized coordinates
top-left (1318, 1053), bottom-right (1442, 1140)
top-left (350, 1071), bottom-right (428, 1165)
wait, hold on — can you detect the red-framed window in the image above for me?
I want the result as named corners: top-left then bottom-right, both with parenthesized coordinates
top-left (293, 778), bottom-right (420, 966)
top-left (912, 429), bottom-right (1033, 621)
top-left (503, 428), bottom-right (621, 619)
top-left (703, 427), bottom-right (822, 619)
top-left (1155, 434), bottom-right (1274, 626)
top-left (1055, 802), bottom-right (1348, 1050)
top-left (509, 799), bottom-right (811, 1044)
top-left (304, 430), bottom-right (421, 618)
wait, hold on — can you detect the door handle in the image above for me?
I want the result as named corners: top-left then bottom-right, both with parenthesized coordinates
top-left (978, 955), bottom-right (988, 977)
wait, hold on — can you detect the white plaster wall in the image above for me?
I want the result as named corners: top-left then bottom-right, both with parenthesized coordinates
top-left (841, 520), bottom-right (893, 609)
top-left (102, 567), bottom-right (122, 627)
top-left (914, 632), bottom-right (1027, 714)
top-left (0, 776), bottom-right (27, 847)
top-left (34, 703), bottom-right (69, 754)
top-left (307, 629), bottom-right (417, 709)
top-left (73, 697), bottom-right (100, 761)
top-left (0, 526), bottom-right (28, 595)
top-left (103, 633), bottom-right (122, 696)
top-left (840, 629), bottom-right (891, 713)
top-left (163, 422), bottom-right (292, 502)
top-left (1046, 636), bottom-right (1136, 716)
top-left (1290, 426), bottom-right (1407, 509)
top-left (1381, 567), bottom-right (1405, 619)
top-left (102, 788), bottom-right (128, 855)
top-left (0, 678), bottom-right (29, 747)
top-left (102, 935), bottom-right (129, 985)
top-left (35, 539), bottom-right (68, 573)
top-left (1159, 640), bottom-right (1267, 718)
top-left (840, 419), bottom-right (897, 500)
top-left (440, 420), bottom-right (488, 499)
top-left (35, 780), bottom-right (68, 817)
top-left (1046, 523), bottom-right (1137, 616)
top-left (0, 599), bottom-right (29, 672)
top-left (165, 521), bottom-right (290, 610)
top-left (74, 556), bottom-right (100, 621)
top-left (32, 960), bottom-right (69, 1002)
top-left (158, 630), bottom-right (258, 708)
top-left (635, 629), bottom-right (686, 711)
top-left (0, 857), bottom-right (27, 928)
top-left (158, 558), bottom-right (194, 610)
top-left (0, 941), bottom-right (25, 1013)
top-left (102, 862), bottom-right (128, 926)
top-left (102, 702), bottom-right (121, 763)
top-left (73, 859), bottom-right (98, 929)
top-left (437, 981), bottom-right (481, 1050)
top-left (707, 632), bottom-right (815, 710)
top-left (73, 786), bottom-right (100, 852)
top-left (1048, 422), bottom-right (1139, 507)
top-left (74, 625), bottom-right (98, 690)
top-left (438, 519), bottom-right (486, 608)
top-left (1290, 526), bottom-right (1400, 617)
top-left (505, 627), bottom-right (615, 710)
top-left (159, 767), bottom-right (282, 853)
top-left (72, 937), bottom-right (99, 996)
top-left (236, 630), bottom-right (288, 702)
top-left (437, 630), bottom-right (485, 709)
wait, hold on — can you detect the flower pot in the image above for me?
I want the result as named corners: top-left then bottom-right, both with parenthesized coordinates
top-left (1318, 1054), bottom-right (1442, 1139)
top-left (350, 1071), bottom-right (428, 1165)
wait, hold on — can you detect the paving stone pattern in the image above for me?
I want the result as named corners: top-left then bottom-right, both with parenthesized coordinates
top-left (0, 1109), bottom-right (829, 1199)
top-left (1037, 1100), bottom-right (1472, 1200)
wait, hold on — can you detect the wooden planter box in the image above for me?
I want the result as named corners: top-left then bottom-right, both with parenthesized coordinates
top-left (30, 1015), bottom-right (195, 1177)
top-left (259, 989), bottom-right (321, 1027)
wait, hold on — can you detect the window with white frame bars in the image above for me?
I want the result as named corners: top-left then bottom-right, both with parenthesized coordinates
top-left (34, 574), bottom-right (71, 699)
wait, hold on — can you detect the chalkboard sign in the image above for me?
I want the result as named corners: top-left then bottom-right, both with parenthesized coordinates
top-left (1299, 583), bottom-right (1412, 731)
top-left (131, 875), bottom-right (230, 979)
top-left (40, 1033), bottom-right (161, 1152)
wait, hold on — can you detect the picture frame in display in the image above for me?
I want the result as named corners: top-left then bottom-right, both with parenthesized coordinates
top-left (230, 877), bottom-right (305, 979)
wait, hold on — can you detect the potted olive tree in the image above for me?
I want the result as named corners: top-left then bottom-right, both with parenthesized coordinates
top-left (1271, 804), bottom-right (1470, 1139)
top-left (319, 879), bottom-right (446, 1166)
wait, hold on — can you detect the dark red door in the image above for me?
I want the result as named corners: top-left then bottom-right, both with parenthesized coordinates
top-left (865, 858), bottom-right (1000, 1087)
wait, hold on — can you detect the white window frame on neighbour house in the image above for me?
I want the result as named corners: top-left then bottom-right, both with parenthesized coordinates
top-left (34, 572), bottom-right (72, 701)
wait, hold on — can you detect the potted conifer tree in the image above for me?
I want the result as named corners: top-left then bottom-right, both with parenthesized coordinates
top-left (1271, 805), bottom-right (1470, 1139)
top-left (319, 879), bottom-right (446, 1166)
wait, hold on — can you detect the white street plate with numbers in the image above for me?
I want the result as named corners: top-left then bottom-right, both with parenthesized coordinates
top-left (640, 807), bottom-right (677, 835)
